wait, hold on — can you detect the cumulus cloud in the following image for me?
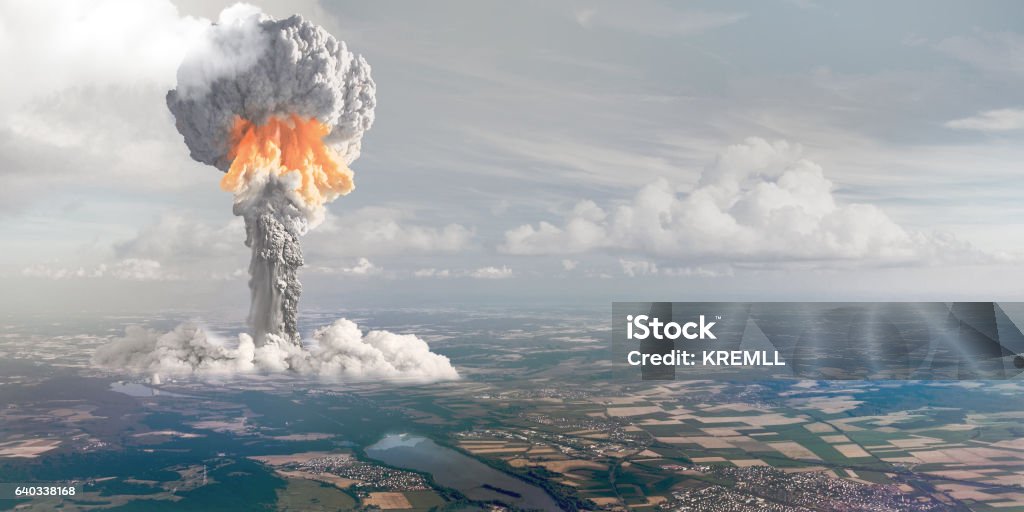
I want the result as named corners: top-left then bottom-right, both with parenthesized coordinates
top-left (22, 265), bottom-right (105, 280)
top-left (92, 318), bottom-right (459, 384)
top-left (412, 266), bottom-right (513, 279)
top-left (662, 266), bottom-right (734, 278)
top-left (109, 258), bottom-right (177, 281)
top-left (561, 259), bottom-right (579, 271)
top-left (308, 257), bottom-right (382, 276)
top-left (617, 259), bottom-right (733, 278)
top-left (0, 1), bottom-right (279, 213)
top-left (619, 259), bottom-right (658, 277)
top-left (945, 108), bottom-right (1024, 132)
top-left (501, 138), bottom-right (991, 266)
top-left (469, 266), bottom-right (513, 279)
top-left (309, 320), bottom-right (458, 382)
top-left (413, 268), bottom-right (451, 278)
top-left (0, 0), bottom-right (205, 116)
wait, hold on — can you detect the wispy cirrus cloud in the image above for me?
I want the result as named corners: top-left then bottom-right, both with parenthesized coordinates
top-left (573, 5), bottom-right (746, 36)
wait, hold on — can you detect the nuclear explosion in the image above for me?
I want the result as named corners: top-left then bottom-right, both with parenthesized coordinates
top-left (166, 7), bottom-right (374, 345)
top-left (91, 6), bottom-right (457, 383)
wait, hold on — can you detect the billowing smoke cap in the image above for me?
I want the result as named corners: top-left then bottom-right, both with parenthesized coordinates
top-left (167, 5), bottom-right (376, 171)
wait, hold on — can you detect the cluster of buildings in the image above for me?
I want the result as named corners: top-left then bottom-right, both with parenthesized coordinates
top-left (663, 466), bottom-right (945, 512)
top-left (493, 387), bottom-right (594, 401)
top-left (295, 455), bottom-right (428, 491)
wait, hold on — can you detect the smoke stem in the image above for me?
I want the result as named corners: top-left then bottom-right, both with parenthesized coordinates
top-left (236, 181), bottom-right (305, 345)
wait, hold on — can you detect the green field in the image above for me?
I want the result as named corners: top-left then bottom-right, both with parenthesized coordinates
top-left (275, 479), bottom-right (356, 512)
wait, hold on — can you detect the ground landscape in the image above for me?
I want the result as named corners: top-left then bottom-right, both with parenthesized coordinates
top-left (1, 308), bottom-right (1023, 511)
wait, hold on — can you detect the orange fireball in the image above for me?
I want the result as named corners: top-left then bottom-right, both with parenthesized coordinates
top-left (221, 114), bottom-right (355, 207)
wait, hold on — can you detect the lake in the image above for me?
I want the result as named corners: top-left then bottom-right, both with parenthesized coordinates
top-left (365, 433), bottom-right (561, 511)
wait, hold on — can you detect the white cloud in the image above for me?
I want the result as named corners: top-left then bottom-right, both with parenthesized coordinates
top-left (469, 265), bottom-right (513, 279)
top-left (945, 108), bottom-right (1024, 132)
top-left (662, 266), bottom-right (734, 278)
top-left (22, 258), bottom-right (178, 281)
top-left (0, 85), bottom-right (214, 211)
top-left (21, 265), bottom-right (104, 280)
top-left (117, 214), bottom-right (244, 261)
top-left (308, 257), bottom-right (382, 276)
top-left (619, 259), bottom-right (657, 277)
top-left (619, 259), bottom-right (732, 278)
top-left (30, 215), bottom-right (249, 282)
top-left (0, 0), bottom-right (205, 116)
top-left (310, 207), bottom-right (474, 257)
top-left (0, 0), bottom-right (223, 212)
top-left (344, 258), bottom-right (381, 275)
top-left (310, 319), bottom-right (459, 382)
top-left (501, 138), bottom-right (991, 266)
top-left (112, 210), bottom-right (468, 280)
top-left (412, 266), bottom-right (513, 279)
top-left (109, 258), bottom-right (176, 281)
top-left (413, 268), bottom-right (451, 278)
top-left (561, 259), bottom-right (578, 271)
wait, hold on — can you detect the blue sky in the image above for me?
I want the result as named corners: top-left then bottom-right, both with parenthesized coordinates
top-left (1, 0), bottom-right (1023, 312)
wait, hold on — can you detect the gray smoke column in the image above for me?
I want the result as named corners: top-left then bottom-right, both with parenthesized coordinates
top-left (166, 5), bottom-right (375, 344)
top-left (236, 179), bottom-right (305, 344)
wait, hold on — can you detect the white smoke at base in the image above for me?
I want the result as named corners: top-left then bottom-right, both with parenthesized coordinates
top-left (93, 318), bottom-right (460, 384)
